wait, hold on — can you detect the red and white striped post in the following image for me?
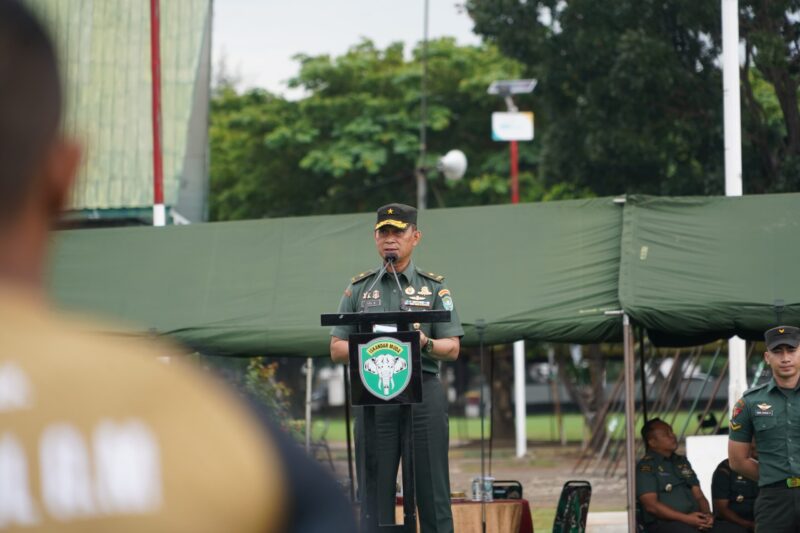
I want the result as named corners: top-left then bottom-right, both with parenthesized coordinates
top-left (149, 0), bottom-right (165, 227)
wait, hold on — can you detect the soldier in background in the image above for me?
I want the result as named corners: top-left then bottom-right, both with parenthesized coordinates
top-left (0, 1), bottom-right (355, 531)
top-left (711, 441), bottom-right (758, 532)
top-left (637, 418), bottom-right (737, 532)
top-left (729, 326), bottom-right (800, 532)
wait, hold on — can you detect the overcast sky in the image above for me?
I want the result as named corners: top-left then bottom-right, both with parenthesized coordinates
top-left (212, 0), bottom-right (481, 96)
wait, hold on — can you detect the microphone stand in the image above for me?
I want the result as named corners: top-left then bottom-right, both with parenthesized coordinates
top-left (476, 319), bottom-right (487, 533)
top-left (386, 257), bottom-right (408, 310)
top-left (360, 259), bottom-right (392, 312)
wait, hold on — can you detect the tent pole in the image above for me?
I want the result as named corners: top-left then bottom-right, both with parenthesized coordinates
top-left (305, 357), bottom-right (313, 453)
top-left (623, 314), bottom-right (637, 533)
top-left (638, 326), bottom-right (648, 422)
top-left (514, 340), bottom-right (527, 458)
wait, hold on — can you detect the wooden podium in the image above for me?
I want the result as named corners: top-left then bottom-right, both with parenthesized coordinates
top-left (321, 310), bottom-right (451, 533)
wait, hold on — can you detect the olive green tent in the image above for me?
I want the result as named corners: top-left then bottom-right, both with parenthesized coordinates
top-left (48, 193), bottom-right (800, 356)
top-left (49, 198), bottom-right (623, 356)
top-left (619, 194), bottom-right (800, 346)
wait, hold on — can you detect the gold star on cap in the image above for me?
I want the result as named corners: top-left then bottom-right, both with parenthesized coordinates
top-left (780, 328), bottom-right (785, 334)
top-left (387, 208), bottom-right (394, 214)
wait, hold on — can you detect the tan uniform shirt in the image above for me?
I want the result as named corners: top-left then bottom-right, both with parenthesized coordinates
top-left (0, 284), bottom-right (286, 532)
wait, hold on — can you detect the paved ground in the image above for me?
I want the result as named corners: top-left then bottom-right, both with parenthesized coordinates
top-left (447, 443), bottom-right (627, 511)
top-left (322, 441), bottom-right (628, 531)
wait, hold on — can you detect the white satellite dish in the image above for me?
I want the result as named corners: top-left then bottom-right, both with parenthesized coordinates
top-left (437, 150), bottom-right (467, 181)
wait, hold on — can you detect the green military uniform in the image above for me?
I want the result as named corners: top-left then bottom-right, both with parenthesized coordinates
top-left (711, 459), bottom-right (758, 530)
top-left (730, 378), bottom-right (800, 531)
top-left (636, 452), bottom-right (701, 531)
top-left (331, 202), bottom-right (464, 533)
top-left (331, 262), bottom-right (463, 533)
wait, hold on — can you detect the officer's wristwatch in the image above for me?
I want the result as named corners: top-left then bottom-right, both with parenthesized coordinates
top-left (423, 338), bottom-right (434, 354)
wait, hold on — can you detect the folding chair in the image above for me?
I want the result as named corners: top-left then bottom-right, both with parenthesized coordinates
top-left (552, 480), bottom-right (592, 533)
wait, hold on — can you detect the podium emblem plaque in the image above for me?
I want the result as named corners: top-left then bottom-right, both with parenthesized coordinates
top-left (359, 336), bottom-right (412, 400)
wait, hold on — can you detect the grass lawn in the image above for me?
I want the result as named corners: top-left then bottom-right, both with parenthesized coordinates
top-left (307, 410), bottom-right (718, 444)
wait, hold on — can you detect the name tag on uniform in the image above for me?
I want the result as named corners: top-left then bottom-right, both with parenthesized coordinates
top-left (755, 402), bottom-right (773, 416)
top-left (373, 324), bottom-right (398, 333)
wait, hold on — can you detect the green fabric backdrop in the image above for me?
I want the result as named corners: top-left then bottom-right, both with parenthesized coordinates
top-left (49, 198), bottom-right (623, 356)
top-left (618, 193), bottom-right (800, 345)
top-left (49, 193), bottom-right (800, 355)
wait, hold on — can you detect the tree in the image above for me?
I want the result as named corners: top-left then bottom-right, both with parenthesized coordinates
top-left (466, 0), bottom-right (800, 195)
top-left (740, 2), bottom-right (800, 191)
top-left (210, 38), bottom-right (585, 221)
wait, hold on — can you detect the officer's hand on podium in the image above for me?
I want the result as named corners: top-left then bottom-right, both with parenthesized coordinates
top-left (418, 330), bottom-right (428, 347)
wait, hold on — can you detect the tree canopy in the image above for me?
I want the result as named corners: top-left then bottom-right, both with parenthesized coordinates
top-left (210, 39), bottom-right (585, 221)
top-left (466, 0), bottom-right (800, 195)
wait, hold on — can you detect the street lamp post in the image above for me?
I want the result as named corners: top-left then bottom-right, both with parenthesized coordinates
top-left (488, 79), bottom-right (536, 459)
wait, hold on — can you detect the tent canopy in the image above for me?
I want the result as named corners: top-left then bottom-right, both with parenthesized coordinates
top-left (48, 193), bottom-right (800, 356)
top-left (49, 198), bottom-right (622, 356)
top-left (619, 194), bottom-right (800, 345)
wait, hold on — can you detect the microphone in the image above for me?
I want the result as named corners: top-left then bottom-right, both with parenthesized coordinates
top-left (384, 254), bottom-right (407, 310)
top-left (360, 257), bottom-right (393, 312)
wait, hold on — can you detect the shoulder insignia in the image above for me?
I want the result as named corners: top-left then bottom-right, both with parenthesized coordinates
top-left (743, 382), bottom-right (769, 396)
top-left (351, 269), bottom-right (378, 284)
top-left (416, 267), bottom-right (444, 282)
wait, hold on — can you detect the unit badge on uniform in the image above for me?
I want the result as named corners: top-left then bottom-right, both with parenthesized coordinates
top-left (442, 295), bottom-right (454, 311)
top-left (359, 337), bottom-right (412, 400)
top-left (419, 286), bottom-right (432, 296)
top-left (405, 286), bottom-right (415, 295)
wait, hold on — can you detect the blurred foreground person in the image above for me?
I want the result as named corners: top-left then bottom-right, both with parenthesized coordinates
top-left (637, 419), bottom-right (737, 532)
top-left (0, 1), bottom-right (355, 531)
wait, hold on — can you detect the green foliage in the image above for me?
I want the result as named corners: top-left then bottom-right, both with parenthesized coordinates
top-left (466, 0), bottom-right (800, 195)
top-left (244, 358), bottom-right (303, 439)
top-left (210, 39), bottom-right (576, 221)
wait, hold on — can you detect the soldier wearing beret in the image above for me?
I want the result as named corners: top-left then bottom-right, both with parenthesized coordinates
top-left (330, 203), bottom-right (464, 533)
top-left (637, 418), bottom-right (736, 532)
top-left (729, 325), bottom-right (800, 532)
top-left (711, 442), bottom-right (759, 532)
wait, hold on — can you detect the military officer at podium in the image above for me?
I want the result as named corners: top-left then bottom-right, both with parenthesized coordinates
top-left (330, 203), bottom-right (464, 533)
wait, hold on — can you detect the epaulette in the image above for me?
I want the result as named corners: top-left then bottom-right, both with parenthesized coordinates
top-left (416, 267), bottom-right (444, 282)
top-left (351, 269), bottom-right (378, 284)
top-left (743, 382), bottom-right (769, 396)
